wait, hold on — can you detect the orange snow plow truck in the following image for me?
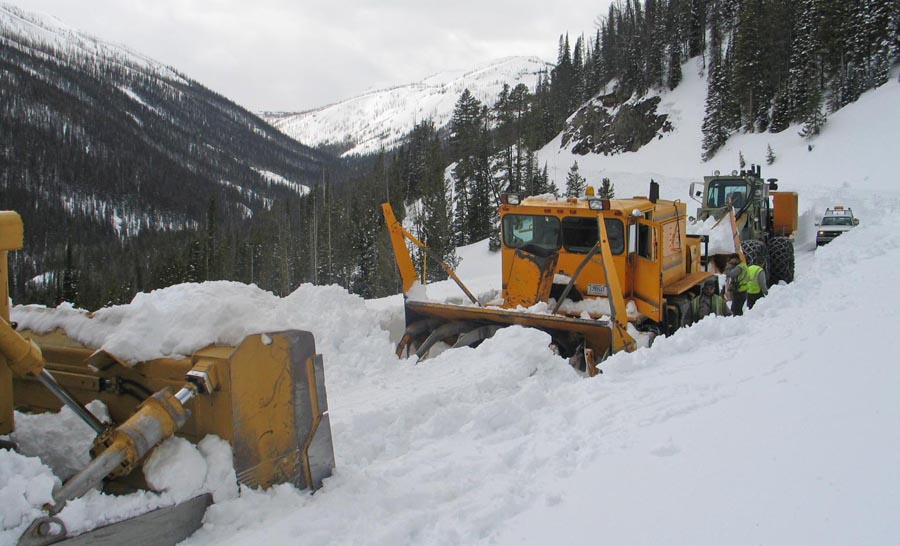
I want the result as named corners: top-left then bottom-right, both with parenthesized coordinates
top-left (0, 211), bottom-right (334, 546)
top-left (383, 181), bottom-right (715, 376)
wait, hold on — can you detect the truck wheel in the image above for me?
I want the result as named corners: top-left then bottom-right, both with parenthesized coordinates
top-left (741, 239), bottom-right (768, 272)
top-left (768, 236), bottom-right (795, 285)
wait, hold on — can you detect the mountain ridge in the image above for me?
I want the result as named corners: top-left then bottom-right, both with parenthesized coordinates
top-left (0, 3), bottom-right (336, 307)
top-left (262, 56), bottom-right (552, 157)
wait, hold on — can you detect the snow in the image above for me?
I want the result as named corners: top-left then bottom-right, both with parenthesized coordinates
top-left (251, 168), bottom-right (310, 197)
top-left (264, 57), bottom-right (551, 157)
top-left (5, 401), bottom-right (109, 480)
top-left (2, 61), bottom-right (899, 545)
top-left (0, 4), bottom-right (186, 84)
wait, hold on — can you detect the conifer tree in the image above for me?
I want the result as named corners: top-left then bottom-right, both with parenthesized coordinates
top-left (701, 54), bottom-right (731, 161)
top-left (572, 35), bottom-right (586, 105)
top-left (565, 161), bottom-right (586, 197)
top-left (598, 177), bottom-right (616, 198)
top-left (785, 0), bottom-right (821, 124)
top-left (667, 41), bottom-right (683, 90)
top-left (766, 144), bottom-right (776, 165)
top-left (799, 86), bottom-right (827, 138)
top-left (449, 89), bottom-right (483, 245)
top-left (61, 240), bottom-right (78, 304)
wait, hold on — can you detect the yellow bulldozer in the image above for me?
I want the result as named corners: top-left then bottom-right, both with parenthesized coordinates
top-left (383, 181), bottom-right (715, 376)
top-left (1, 211), bottom-right (335, 545)
top-left (689, 165), bottom-right (798, 284)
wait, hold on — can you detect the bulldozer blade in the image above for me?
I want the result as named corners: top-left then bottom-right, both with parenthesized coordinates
top-left (18, 493), bottom-right (212, 546)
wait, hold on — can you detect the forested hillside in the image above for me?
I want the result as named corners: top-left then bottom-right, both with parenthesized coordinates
top-left (0, 5), bottom-right (336, 308)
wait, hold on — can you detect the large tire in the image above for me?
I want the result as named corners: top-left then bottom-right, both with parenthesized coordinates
top-left (768, 236), bottom-right (795, 285)
top-left (741, 239), bottom-right (768, 272)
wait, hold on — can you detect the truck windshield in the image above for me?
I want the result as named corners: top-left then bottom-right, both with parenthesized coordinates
top-left (502, 215), bottom-right (560, 250)
top-left (821, 216), bottom-right (853, 226)
top-left (707, 179), bottom-right (749, 208)
top-left (561, 217), bottom-right (625, 254)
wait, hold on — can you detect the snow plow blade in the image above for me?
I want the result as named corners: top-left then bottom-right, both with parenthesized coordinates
top-left (400, 300), bottom-right (615, 374)
top-left (17, 494), bottom-right (212, 546)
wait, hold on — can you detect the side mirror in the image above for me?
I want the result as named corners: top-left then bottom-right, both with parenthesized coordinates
top-left (815, 222), bottom-right (820, 226)
top-left (853, 219), bottom-right (859, 225)
top-left (689, 182), bottom-right (702, 203)
top-left (628, 223), bottom-right (637, 254)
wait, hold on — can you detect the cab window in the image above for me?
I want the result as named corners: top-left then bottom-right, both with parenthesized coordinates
top-left (707, 179), bottom-right (749, 208)
top-left (502, 214), bottom-right (560, 250)
top-left (821, 216), bottom-right (852, 226)
top-left (637, 223), bottom-right (655, 260)
top-left (561, 217), bottom-right (624, 254)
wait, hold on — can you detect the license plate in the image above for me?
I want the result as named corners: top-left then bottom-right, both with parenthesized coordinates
top-left (587, 284), bottom-right (608, 296)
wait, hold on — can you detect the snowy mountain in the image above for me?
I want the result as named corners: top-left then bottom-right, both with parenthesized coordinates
top-left (262, 56), bottom-right (552, 157)
top-left (3, 57), bottom-right (899, 546)
top-left (0, 3), bottom-right (334, 308)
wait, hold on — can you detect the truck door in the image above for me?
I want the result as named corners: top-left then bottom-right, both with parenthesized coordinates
top-left (631, 218), bottom-right (663, 322)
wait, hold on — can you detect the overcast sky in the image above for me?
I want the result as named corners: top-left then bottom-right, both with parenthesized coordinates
top-left (21, 0), bottom-right (611, 112)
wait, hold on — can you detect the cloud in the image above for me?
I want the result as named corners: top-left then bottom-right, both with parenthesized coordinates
top-left (19, 0), bottom-right (607, 111)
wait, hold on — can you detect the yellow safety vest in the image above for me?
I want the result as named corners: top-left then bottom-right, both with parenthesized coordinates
top-left (744, 264), bottom-right (763, 294)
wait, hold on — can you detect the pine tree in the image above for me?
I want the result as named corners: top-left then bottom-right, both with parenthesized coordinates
top-left (565, 161), bottom-right (586, 197)
top-left (701, 56), bottom-right (731, 161)
top-left (766, 144), bottom-right (776, 165)
top-left (598, 177), bottom-right (616, 198)
top-left (739, 150), bottom-right (746, 169)
top-left (667, 41), bottom-right (683, 90)
top-left (731, 0), bottom-right (771, 132)
top-left (799, 87), bottom-right (827, 138)
top-left (687, 0), bottom-right (707, 58)
top-left (785, 0), bottom-right (822, 124)
top-left (449, 89), bottom-right (484, 245)
top-left (769, 86), bottom-right (791, 133)
top-left (61, 240), bottom-right (78, 304)
top-left (572, 35), bottom-right (586, 105)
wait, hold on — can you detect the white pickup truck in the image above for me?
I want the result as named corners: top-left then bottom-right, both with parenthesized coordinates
top-left (816, 206), bottom-right (859, 246)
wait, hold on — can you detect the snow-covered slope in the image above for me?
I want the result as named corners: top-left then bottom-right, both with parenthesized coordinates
top-left (3, 63), bottom-right (900, 546)
top-left (263, 56), bottom-right (551, 157)
top-left (537, 59), bottom-right (900, 213)
top-left (0, 3), bottom-right (185, 83)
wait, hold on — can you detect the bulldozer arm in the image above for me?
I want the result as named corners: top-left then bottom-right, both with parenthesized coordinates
top-left (9, 328), bottom-right (335, 545)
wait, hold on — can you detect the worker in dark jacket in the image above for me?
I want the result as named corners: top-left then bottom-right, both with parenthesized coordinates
top-left (691, 278), bottom-right (731, 321)
top-left (725, 253), bottom-right (768, 315)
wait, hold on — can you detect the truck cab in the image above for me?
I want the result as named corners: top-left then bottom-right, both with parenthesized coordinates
top-left (499, 186), bottom-right (709, 334)
top-left (816, 206), bottom-right (858, 246)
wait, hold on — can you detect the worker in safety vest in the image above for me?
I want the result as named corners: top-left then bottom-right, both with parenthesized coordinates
top-left (725, 252), bottom-right (768, 315)
top-left (691, 278), bottom-right (731, 322)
